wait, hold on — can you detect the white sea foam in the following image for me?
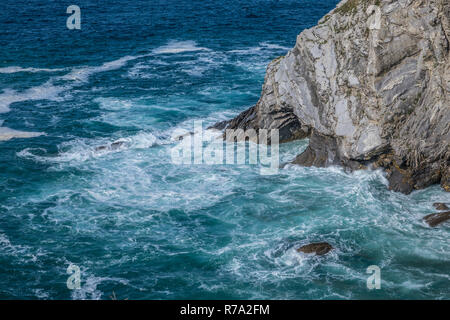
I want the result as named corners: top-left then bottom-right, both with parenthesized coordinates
top-left (0, 232), bottom-right (46, 263)
top-left (71, 274), bottom-right (129, 300)
top-left (0, 66), bottom-right (65, 74)
top-left (126, 62), bottom-right (160, 80)
top-left (153, 40), bottom-right (210, 54)
top-left (95, 97), bottom-right (135, 111)
top-left (0, 126), bottom-right (45, 141)
top-left (0, 103), bottom-right (9, 114)
top-left (128, 131), bottom-right (159, 149)
top-left (180, 51), bottom-right (228, 76)
top-left (259, 42), bottom-right (291, 51)
top-left (0, 54), bottom-right (146, 113)
top-left (17, 131), bottom-right (160, 163)
top-left (226, 42), bottom-right (291, 73)
top-left (228, 42), bottom-right (290, 55)
top-left (0, 83), bottom-right (66, 114)
top-left (60, 55), bottom-right (139, 83)
top-left (94, 97), bottom-right (177, 128)
top-left (127, 50), bottom-right (225, 79)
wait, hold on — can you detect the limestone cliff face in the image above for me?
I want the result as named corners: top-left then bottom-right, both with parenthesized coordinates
top-left (217, 0), bottom-right (449, 194)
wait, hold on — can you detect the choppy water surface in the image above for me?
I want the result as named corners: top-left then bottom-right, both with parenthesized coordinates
top-left (0, 0), bottom-right (449, 299)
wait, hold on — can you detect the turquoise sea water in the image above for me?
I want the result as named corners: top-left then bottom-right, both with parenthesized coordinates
top-left (0, 0), bottom-right (449, 299)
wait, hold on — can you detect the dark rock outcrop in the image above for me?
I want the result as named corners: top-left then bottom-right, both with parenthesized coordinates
top-left (433, 202), bottom-right (449, 211)
top-left (292, 130), bottom-right (340, 167)
top-left (95, 145), bottom-right (107, 151)
top-left (213, 0), bottom-right (449, 194)
top-left (442, 167), bottom-right (450, 192)
top-left (297, 242), bottom-right (333, 255)
top-left (110, 141), bottom-right (124, 150)
top-left (386, 165), bottom-right (415, 195)
top-left (424, 211), bottom-right (450, 227)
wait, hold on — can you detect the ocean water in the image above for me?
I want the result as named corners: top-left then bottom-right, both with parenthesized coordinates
top-left (0, 0), bottom-right (449, 300)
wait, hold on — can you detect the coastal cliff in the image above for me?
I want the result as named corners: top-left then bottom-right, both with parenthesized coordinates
top-left (214, 0), bottom-right (450, 194)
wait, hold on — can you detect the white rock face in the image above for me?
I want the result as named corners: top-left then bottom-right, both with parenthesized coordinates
top-left (221, 0), bottom-right (449, 193)
top-left (270, 0), bottom-right (448, 159)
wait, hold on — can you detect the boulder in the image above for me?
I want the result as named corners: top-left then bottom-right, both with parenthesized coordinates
top-left (424, 211), bottom-right (450, 227)
top-left (95, 145), bottom-right (108, 151)
top-left (433, 203), bottom-right (449, 211)
top-left (95, 140), bottom-right (125, 152)
top-left (111, 141), bottom-right (125, 150)
top-left (297, 242), bottom-right (333, 256)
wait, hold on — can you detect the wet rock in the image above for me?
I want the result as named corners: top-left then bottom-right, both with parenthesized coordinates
top-left (386, 166), bottom-right (414, 195)
top-left (95, 145), bottom-right (108, 151)
top-left (95, 140), bottom-right (125, 152)
top-left (433, 203), bottom-right (449, 211)
top-left (208, 120), bottom-right (229, 131)
top-left (424, 211), bottom-right (450, 227)
top-left (224, 106), bottom-right (257, 132)
top-left (291, 130), bottom-right (370, 170)
top-left (111, 141), bottom-right (125, 150)
top-left (292, 130), bottom-right (340, 167)
top-left (373, 154), bottom-right (394, 170)
top-left (174, 131), bottom-right (194, 141)
top-left (297, 242), bottom-right (333, 256)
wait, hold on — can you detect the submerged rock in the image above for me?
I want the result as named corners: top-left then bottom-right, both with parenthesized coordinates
top-left (424, 211), bottom-right (450, 227)
top-left (213, 0), bottom-right (450, 194)
top-left (95, 145), bottom-right (107, 151)
top-left (433, 203), bottom-right (450, 211)
top-left (95, 140), bottom-right (126, 152)
top-left (297, 242), bottom-right (333, 256)
top-left (111, 140), bottom-right (125, 150)
top-left (173, 131), bottom-right (194, 141)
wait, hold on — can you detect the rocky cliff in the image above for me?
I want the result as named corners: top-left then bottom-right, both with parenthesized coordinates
top-left (214, 0), bottom-right (450, 194)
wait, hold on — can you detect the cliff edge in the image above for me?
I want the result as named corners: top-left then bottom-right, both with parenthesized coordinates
top-left (214, 0), bottom-right (449, 194)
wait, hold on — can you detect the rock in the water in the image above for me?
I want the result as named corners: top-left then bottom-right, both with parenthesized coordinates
top-left (95, 140), bottom-right (126, 152)
top-left (433, 203), bottom-right (450, 211)
top-left (95, 145), bottom-right (108, 151)
top-left (111, 141), bottom-right (125, 150)
top-left (424, 211), bottom-right (450, 227)
top-left (297, 242), bottom-right (333, 256)
top-left (213, 0), bottom-right (450, 194)
top-left (173, 131), bottom-right (194, 141)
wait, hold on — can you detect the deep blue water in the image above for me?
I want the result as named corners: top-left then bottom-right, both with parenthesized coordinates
top-left (0, 0), bottom-right (449, 300)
